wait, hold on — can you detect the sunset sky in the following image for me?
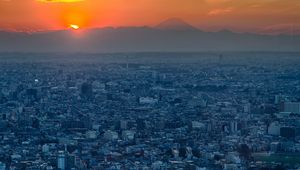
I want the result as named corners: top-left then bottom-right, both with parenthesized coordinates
top-left (1, 0), bottom-right (300, 34)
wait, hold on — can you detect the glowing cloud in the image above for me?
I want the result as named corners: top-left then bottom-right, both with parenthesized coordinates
top-left (208, 7), bottom-right (233, 16)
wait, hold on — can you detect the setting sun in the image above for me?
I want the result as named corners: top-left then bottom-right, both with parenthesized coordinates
top-left (70, 24), bottom-right (80, 30)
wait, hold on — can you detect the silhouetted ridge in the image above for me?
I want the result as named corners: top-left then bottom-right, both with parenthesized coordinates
top-left (0, 22), bottom-right (299, 52)
top-left (155, 18), bottom-right (199, 31)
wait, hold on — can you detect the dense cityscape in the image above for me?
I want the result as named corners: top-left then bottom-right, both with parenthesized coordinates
top-left (0, 52), bottom-right (300, 170)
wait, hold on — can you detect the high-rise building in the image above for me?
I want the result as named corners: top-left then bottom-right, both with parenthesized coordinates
top-left (122, 130), bottom-right (135, 140)
top-left (80, 82), bottom-right (93, 98)
top-left (137, 118), bottom-right (146, 130)
top-left (280, 127), bottom-right (296, 138)
top-left (104, 130), bottom-right (119, 141)
top-left (42, 144), bottom-right (50, 153)
top-left (0, 162), bottom-right (6, 170)
top-left (268, 122), bottom-right (281, 136)
top-left (120, 120), bottom-right (128, 130)
top-left (230, 121), bottom-right (238, 134)
top-left (243, 103), bottom-right (251, 113)
top-left (283, 102), bottom-right (300, 113)
top-left (57, 151), bottom-right (66, 170)
top-left (66, 154), bottom-right (76, 170)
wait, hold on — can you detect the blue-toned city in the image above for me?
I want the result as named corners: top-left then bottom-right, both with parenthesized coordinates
top-left (0, 53), bottom-right (300, 169)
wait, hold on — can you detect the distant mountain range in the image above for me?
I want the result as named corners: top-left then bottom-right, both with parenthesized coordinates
top-left (0, 18), bottom-right (299, 52)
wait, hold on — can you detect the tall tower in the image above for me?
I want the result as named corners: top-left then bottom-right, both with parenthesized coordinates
top-left (218, 54), bottom-right (223, 66)
top-left (126, 56), bottom-right (129, 72)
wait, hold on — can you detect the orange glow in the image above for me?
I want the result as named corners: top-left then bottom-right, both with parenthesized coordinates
top-left (70, 24), bottom-right (79, 30)
top-left (60, 7), bottom-right (90, 29)
top-left (0, 0), bottom-right (300, 34)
